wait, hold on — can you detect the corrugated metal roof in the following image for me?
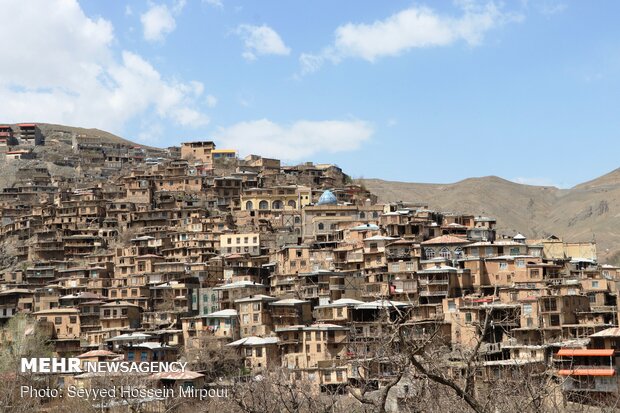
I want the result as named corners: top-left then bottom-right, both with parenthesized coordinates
top-left (556, 349), bottom-right (614, 357)
top-left (558, 369), bottom-right (615, 376)
top-left (590, 328), bottom-right (620, 338)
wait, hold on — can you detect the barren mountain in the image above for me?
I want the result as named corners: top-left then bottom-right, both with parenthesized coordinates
top-left (361, 171), bottom-right (620, 264)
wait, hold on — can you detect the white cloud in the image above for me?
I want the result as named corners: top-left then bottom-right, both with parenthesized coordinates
top-left (300, 2), bottom-right (522, 74)
top-left (213, 119), bottom-right (373, 160)
top-left (203, 0), bottom-right (223, 9)
top-left (537, 1), bottom-right (567, 16)
top-left (137, 121), bottom-right (164, 143)
top-left (236, 24), bottom-right (291, 61)
top-left (172, 0), bottom-right (187, 14)
top-left (141, 1), bottom-right (186, 42)
top-left (206, 94), bottom-right (218, 108)
top-left (0, 0), bottom-right (208, 135)
top-left (511, 177), bottom-right (558, 187)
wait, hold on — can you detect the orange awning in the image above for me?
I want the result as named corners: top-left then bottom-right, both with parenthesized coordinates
top-left (558, 369), bottom-right (615, 376)
top-left (556, 349), bottom-right (614, 357)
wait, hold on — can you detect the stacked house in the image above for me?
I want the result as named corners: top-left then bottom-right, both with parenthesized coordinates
top-left (0, 138), bottom-right (619, 406)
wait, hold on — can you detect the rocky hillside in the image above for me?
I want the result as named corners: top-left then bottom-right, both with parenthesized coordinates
top-left (362, 171), bottom-right (620, 263)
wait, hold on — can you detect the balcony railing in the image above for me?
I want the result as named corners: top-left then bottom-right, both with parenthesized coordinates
top-left (419, 290), bottom-right (448, 297)
top-left (418, 279), bottom-right (449, 285)
top-left (562, 375), bottom-right (617, 393)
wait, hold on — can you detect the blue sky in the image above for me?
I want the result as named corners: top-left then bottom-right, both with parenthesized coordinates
top-left (1, 1), bottom-right (619, 188)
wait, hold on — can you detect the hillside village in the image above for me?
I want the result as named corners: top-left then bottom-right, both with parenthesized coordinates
top-left (1, 124), bottom-right (620, 409)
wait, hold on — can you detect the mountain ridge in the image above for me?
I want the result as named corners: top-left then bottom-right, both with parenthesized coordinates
top-left (361, 171), bottom-right (620, 264)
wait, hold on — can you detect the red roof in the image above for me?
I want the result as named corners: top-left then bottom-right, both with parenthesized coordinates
top-left (18, 123), bottom-right (36, 128)
top-left (556, 349), bottom-right (614, 357)
top-left (558, 369), bottom-right (615, 376)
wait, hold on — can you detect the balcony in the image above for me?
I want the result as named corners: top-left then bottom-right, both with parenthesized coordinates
top-left (589, 305), bottom-right (617, 313)
top-left (479, 342), bottom-right (502, 354)
top-left (418, 278), bottom-right (449, 285)
top-left (562, 375), bottom-right (617, 393)
top-left (419, 290), bottom-right (448, 297)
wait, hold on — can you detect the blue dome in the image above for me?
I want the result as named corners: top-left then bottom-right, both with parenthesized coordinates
top-left (317, 190), bottom-right (337, 205)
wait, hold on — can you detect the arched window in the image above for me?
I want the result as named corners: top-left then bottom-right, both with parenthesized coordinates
top-left (259, 200), bottom-right (269, 210)
top-left (294, 216), bottom-right (301, 224)
top-left (454, 247), bottom-right (463, 259)
top-left (440, 247), bottom-right (451, 259)
top-left (272, 200), bottom-right (283, 210)
top-left (359, 212), bottom-right (366, 219)
top-left (372, 212), bottom-right (379, 218)
top-left (425, 248), bottom-right (435, 259)
top-left (245, 201), bottom-right (253, 210)
top-left (318, 223), bottom-right (324, 230)
top-left (288, 200), bottom-right (296, 208)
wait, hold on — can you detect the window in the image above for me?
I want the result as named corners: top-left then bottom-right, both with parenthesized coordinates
top-left (69, 316), bottom-right (77, 324)
top-left (465, 312), bottom-right (472, 324)
top-left (523, 303), bottom-right (532, 315)
top-left (588, 293), bottom-right (596, 304)
top-left (499, 262), bottom-right (508, 270)
top-left (516, 259), bottom-right (525, 268)
top-left (259, 200), bottom-right (269, 210)
top-left (318, 223), bottom-right (324, 230)
top-left (530, 269), bottom-right (539, 278)
top-left (288, 200), bottom-right (296, 208)
top-left (55, 317), bottom-right (62, 324)
top-left (592, 280), bottom-right (599, 288)
top-left (542, 299), bottom-right (557, 312)
top-left (550, 314), bottom-right (560, 326)
top-left (448, 300), bottom-right (456, 312)
top-left (316, 344), bottom-right (322, 352)
top-left (510, 247), bottom-right (520, 256)
top-left (255, 347), bottom-right (263, 357)
top-left (454, 247), bottom-right (463, 259)
top-left (141, 352), bottom-right (148, 362)
top-left (439, 247), bottom-right (451, 259)
top-left (425, 248), bottom-right (435, 259)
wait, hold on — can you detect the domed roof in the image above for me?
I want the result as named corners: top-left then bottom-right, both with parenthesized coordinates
top-left (317, 190), bottom-right (337, 205)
